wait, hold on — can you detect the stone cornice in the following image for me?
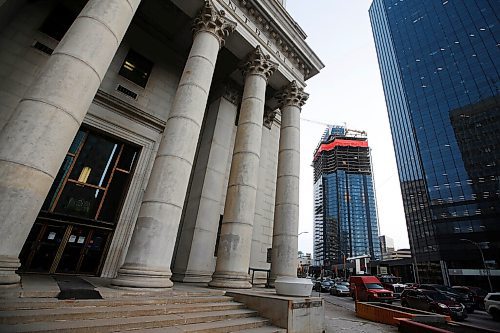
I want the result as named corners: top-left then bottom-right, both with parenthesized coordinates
top-left (94, 90), bottom-right (165, 131)
top-left (276, 80), bottom-right (309, 109)
top-left (218, 0), bottom-right (324, 80)
top-left (241, 46), bottom-right (278, 80)
top-left (193, 0), bottom-right (237, 48)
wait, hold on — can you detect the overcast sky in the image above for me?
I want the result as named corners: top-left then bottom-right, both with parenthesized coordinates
top-left (284, 0), bottom-right (411, 254)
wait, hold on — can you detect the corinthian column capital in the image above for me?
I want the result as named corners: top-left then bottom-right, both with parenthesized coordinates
top-left (193, 0), bottom-right (236, 48)
top-left (276, 80), bottom-right (309, 109)
top-left (241, 46), bottom-right (278, 80)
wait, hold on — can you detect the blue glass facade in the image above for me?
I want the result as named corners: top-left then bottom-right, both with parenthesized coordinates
top-left (370, 0), bottom-right (499, 286)
top-left (324, 171), bottom-right (380, 259)
top-left (313, 128), bottom-right (381, 268)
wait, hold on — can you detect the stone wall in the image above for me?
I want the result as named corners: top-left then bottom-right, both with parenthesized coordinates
top-left (0, 0), bottom-right (182, 131)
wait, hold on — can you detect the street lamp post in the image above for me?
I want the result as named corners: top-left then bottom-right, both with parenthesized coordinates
top-left (460, 238), bottom-right (493, 292)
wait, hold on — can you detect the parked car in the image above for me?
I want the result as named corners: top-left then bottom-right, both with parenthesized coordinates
top-left (401, 289), bottom-right (467, 321)
top-left (319, 280), bottom-right (334, 293)
top-left (330, 283), bottom-right (350, 296)
top-left (349, 275), bottom-right (395, 303)
top-left (452, 286), bottom-right (487, 310)
top-left (418, 284), bottom-right (475, 313)
top-left (336, 281), bottom-right (350, 287)
top-left (404, 283), bottom-right (418, 289)
top-left (484, 292), bottom-right (500, 321)
top-left (313, 280), bottom-right (333, 293)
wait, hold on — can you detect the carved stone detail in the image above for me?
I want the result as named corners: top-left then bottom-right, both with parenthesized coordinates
top-left (209, 81), bottom-right (242, 106)
top-left (275, 80), bottom-right (309, 109)
top-left (222, 81), bottom-right (242, 106)
top-left (240, 46), bottom-right (278, 80)
top-left (263, 106), bottom-right (278, 129)
top-left (193, 0), bottom-right (236, 47)
top-left (225, 0), bottom-right (312, 78)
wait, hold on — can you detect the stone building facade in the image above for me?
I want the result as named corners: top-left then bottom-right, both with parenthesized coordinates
top-left (0, 0), bottom-right (323, 289)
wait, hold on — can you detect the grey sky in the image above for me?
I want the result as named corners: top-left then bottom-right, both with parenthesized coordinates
top-left (285, 0), bottom-right (410, 254)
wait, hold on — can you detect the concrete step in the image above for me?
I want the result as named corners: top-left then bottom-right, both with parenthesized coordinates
top-left (0, 309), bottom-right (259, 333)
top-left (0, 295), bottom-right (233, 311)
top-left (0, 301), bottom-right (245, 324)
top-left (123, 317), bottom-right (273, 333)
top-left (233, 326), bottom-right (287, 333)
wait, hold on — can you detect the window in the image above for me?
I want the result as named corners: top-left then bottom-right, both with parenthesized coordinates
top-left (119, 50), bottom-right (153, 88)
top-left (40, 4), bottom-right (77, 41)
top-left (42, 128), bottom-right (140, 224)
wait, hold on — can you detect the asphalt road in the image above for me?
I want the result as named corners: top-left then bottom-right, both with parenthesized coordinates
top-left (318, 291), bottom-right (500, 332)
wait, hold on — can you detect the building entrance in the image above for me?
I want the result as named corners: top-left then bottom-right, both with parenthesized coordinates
top-left (19, 127), bottom-right (140, 276)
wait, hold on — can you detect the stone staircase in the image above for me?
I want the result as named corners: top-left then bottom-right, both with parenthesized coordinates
top-left (0, 293), bottom-right (285, 333)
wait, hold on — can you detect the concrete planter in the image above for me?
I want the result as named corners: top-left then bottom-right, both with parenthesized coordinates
top-left (275, 276), bottom-right (313, 297)
top-left (226, 290), bottom-right (324, 333)
top-left (355, 302), bottom-right (450, 326)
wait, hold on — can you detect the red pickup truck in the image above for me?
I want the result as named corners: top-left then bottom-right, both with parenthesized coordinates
top-left (349, 275), bottom-right (395, 303)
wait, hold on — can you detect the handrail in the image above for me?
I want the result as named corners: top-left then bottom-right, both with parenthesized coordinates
top-left (248, 267), bottom-right (271, 287)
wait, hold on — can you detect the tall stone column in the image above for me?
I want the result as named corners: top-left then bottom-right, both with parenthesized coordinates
top-left (209, 46), bottom-right (277, 289)
top-left (269, 81), bottom-right (309, 292)
top-left (112, 1), bottom-right (235, 289)
top-left (0, 0), bottom-right (142, 287)
top-left (171, 85), bottom-right (239, 284)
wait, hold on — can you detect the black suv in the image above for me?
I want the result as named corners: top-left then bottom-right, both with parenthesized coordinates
top-left (401, 289), bottom-right (467, 321)
top-left (418, 284), bottom-right (475, 313)
top-left (313, 280), bottom-right (334, 293)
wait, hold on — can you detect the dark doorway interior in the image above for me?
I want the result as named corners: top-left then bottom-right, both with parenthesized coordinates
top-left (19, 127), bottom-right (140, 276)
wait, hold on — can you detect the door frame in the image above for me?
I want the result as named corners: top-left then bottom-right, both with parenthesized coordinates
top-left (85, 93), bottom-right (162, 278)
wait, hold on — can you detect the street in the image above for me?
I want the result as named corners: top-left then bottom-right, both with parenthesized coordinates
top-left (318, 291), bottom-right (500, 332)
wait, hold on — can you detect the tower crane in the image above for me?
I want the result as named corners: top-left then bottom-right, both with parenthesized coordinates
top-left (300, 117), bottom-right (367, 137)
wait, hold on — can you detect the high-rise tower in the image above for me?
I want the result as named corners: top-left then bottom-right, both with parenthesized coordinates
top-left (313, 126), bottom-right (381, 269)
top-left (369, 0), bottom-right (499, 287)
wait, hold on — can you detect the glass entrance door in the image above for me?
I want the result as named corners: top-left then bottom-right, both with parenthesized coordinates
top-left (55, 225), bottom-right (111, 275)
top-left (19, 222), bottom-right (111, 275)
top-left (19, 127), bottom-right (140, 276)
top-left (19, 223), bottom-right (66, 273)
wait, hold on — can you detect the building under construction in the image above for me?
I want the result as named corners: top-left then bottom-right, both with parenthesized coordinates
top-left (313, 125), bottom-right (381, 270)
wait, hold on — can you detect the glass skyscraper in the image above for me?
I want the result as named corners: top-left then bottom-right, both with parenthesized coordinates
top-left (313, 126), bottom-right (381, 269)
top-left (369, 0), bottom-right (499, 287)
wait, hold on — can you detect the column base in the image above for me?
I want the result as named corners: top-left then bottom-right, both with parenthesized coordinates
top-left (267, 274), bottom-right (277, 288)
top-left (275, 276), bottom-right (313, 297)
top-left (171, 269), bottom-right (213, 284)
top-left (209, 271), bottom-right (252, 289)
top-left (111, 265), bottom-right (173, 289)
top-left (0, 255), bottom-right (21, 288)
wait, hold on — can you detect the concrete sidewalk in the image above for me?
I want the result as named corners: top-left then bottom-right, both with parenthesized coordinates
top-left (324, 301), bottom-right (398, 333)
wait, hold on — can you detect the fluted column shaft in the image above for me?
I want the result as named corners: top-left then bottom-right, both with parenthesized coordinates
top-left (209, 47), bottom-right (277, 289)
top-left (269, 81), bottom-right (308, 286)
top-left (112, 2), bottom-right (235, 289)
top-left (0, 0), bottom-right (141, 287)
